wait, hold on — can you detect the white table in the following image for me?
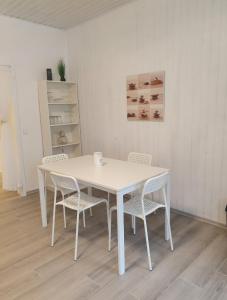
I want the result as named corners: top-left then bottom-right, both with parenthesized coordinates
top-left (37, 155), bottom-right (170, 275)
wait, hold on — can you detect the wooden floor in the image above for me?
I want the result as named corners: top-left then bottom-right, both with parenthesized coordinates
top-left (0, 174), bottom-right (18, 201)
top-left (0, 190), bottom-right (227, 300)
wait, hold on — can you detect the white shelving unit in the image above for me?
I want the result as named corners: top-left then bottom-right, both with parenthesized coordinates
top-left (38, 80), bottom-right (81, 158)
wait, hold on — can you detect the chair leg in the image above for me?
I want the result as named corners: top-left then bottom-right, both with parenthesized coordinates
top-left (143, 217), bottom-right (152, 271)
top-left (83, 210), bottom-right (86, 228)
top-left (132, 216), bottom-right (136, 235)
top-left (165, 207), bottom-right (174, 251)
top-left (60, 191), bottom-right (66, 228)
top-left (44, 173), bottom-right (47, 200)
top-left (63, 206), bottom-right (66, 228)
top-left (108, 208), bottom-right (112, 251)
top-left (106, 200), bottom-right (110, 251)
top-left (74, 211), bottom-right (80, 260)
top-left (88, 187), bottom-right (93, 216)
top-left (51, 190), bottom-right (57, 247)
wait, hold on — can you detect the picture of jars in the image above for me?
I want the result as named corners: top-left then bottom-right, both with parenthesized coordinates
top-left (153, 110), bottom-right (160, 118)
top-left (138, 106), bottom-right (151, 120)
top-left (127, 75), bottom-right (138, 91)
top-left (127, 112), bottom-right (136, 118)
top-left (127, 91), bottom-right (138, 104)
top-left (139, 95), bottom-right (145, 103)
top-left (127, 109), bottom-right (138, 120)
top-left (127, 71), bottom-right (164, 122)
top-left (128, 83), bottom-right (136, 90)
top-left (150, 77), bottom-right (163, 86)
top-left (151, 94), bottom-right (159, 100)
top-left (140, 110), bottom-right (148, 119)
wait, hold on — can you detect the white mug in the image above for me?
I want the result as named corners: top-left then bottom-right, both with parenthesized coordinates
top-left (93, 152), bottom-right (103, 166)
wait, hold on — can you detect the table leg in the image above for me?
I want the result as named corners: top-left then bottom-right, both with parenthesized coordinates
top-left (116, 191), bottom-right (125, 275)
top-left (165, 173), bottom-right (170, 240)
top-left (88, 186), bottom-right (93, 216)
top-left (38, 168), bottom-right (47, 227)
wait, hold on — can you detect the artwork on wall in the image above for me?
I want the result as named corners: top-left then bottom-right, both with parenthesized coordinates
top-left (127, 71), bottom-right (165, 121)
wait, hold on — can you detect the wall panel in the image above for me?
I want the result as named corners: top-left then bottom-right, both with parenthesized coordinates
top-left (67, 0), bottom-right (227, 224)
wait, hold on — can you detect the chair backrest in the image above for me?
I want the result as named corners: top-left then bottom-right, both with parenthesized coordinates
top-left (128, 152), bottom-right (152, 166)
top-left (142, 172), bottom-right (168, 195)
top-left (50, 172), bottom-right (80, 205)
top-left (140, 172), bottom-right (169, 216)
top-left (42, 153), bottom-right (69, 165)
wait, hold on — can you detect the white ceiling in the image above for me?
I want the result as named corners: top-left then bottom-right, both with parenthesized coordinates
top-left (0, 0), bottom-right (134, 29)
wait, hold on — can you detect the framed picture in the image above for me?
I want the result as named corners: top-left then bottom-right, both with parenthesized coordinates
top-left (127, 71), bottom-right (165, 121)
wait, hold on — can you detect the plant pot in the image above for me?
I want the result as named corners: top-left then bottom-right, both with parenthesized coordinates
top-left (60, 76), bottom-right (66, 81)
top-left (46, 68), bottom-right (52, 80)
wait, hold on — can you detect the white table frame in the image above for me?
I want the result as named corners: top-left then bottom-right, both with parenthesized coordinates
top-left (37, 156), bottom-right (170, 275)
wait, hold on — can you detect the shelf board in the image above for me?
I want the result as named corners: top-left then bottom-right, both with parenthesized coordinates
top-left (50, 122), bottom-right (79, 127)
top-left (47, 80), bottom-right (76, 84)
top-left (48, 102), bottom-right (77, 105)
top-left (52, 142), bottom-right (80, 148)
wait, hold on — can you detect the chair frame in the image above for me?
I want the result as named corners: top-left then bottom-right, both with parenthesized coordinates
top-left (109, 172), bottom-right (173, 271)
top-left (127, 152), bottom-right (152, 235)
top-left (127, 152), bottom-right (152, 166)
top-left (42, 154), bottom-right (92, 222)
top-left (50, 172), bottom-right (110, 260)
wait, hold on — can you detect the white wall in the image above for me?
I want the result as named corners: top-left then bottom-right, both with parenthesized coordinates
top-left (0, 15), bottom-right (67, 191)
top-left (67, 0), bottom-right (227, 224)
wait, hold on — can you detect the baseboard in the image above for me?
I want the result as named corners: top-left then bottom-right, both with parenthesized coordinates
top-left (172, 208), bottom-right (227, 230)
top-left (26, 188), bottom-right (39, 195)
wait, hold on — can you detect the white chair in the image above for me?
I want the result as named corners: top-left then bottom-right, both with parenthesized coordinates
top-left (108, 172), bottom-right (173, 271)
top-left (42, 154), bottom-right (92, 225)
top-left (42, 154), bottom-right (70, 199)
top-left (50, 172), bottom-right (110, 260)
top-left (127, 152), bottom-right (152, 166)
top-left (127, 152), bottom-right (152, 234)
top-left (42, 153), bottom-right (69, 164)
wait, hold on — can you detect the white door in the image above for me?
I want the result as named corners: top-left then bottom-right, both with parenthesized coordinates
top-left (0, 66), bottom-right (21, 192)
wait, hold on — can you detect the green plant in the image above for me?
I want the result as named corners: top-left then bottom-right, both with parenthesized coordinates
top-left (57, 59), bottom-right (65, 81)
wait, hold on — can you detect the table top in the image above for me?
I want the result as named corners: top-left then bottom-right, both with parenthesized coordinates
top-left (38, 155), bottom-right (169, 192)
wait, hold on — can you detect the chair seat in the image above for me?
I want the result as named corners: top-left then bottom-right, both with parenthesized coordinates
top-left (111, 197), bottom-right (165, 219)
top-left (56, 191), bottom-right (107, 211)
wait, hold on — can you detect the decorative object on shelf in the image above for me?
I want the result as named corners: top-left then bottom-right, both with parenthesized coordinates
top-left (57, 59), bottom-right (66, 81)
top-left (127, 71), bottom-right (165, 121)
top-left (49, 115), bottom-right (62, 125)
top-left (57, 130), bottom-right (68, 145)
top-left (46, 68), bottom-right (52, 81)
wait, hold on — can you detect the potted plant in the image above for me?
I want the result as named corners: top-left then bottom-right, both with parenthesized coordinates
top-left (57, 59), bottom-right (66, 81)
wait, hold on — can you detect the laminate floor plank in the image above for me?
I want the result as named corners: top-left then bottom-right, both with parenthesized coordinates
top-left (130, 222), bottom-right (223, 300)
top-left (219, 258), bottom-right (227, 275)
top-left (0, 191), bottom-right (226, 300)
top-left (198, 272), bottom-right (227, 300)
top-left (156, 278), bottom-right (201, 300)
top-left (180, 233), bottom-right (227, 287)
